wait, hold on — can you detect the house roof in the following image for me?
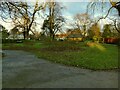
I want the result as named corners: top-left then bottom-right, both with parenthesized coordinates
top-left (55, 34), bottom-right (68, 38)
top-left (67, 34), bottom-right (83, 38)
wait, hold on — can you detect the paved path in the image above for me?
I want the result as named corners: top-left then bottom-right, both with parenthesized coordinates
top-left (2, 50), bottom-right (118, 88)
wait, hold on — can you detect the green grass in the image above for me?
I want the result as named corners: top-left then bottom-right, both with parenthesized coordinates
top-left (2, 40), bottom-right (119, 70)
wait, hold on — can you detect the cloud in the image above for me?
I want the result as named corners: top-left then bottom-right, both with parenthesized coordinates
top-left (98, 18), bottom-right (113, 30)
top-left (61, 2), bottom-right (89, 31)
top-left (62, 12), bottom-right (74, 31)
top-left (0, 18), bottom-right (14, 31)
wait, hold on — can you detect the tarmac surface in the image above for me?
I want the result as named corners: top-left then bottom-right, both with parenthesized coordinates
top-left (2, 50), bottom-right (119, 88)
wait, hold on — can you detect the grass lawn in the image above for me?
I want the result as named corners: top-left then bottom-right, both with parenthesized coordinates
top-left (2, 40), bottom-right (119, 70)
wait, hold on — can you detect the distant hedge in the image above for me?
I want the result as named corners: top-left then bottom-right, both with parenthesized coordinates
top-left (2, 39), bottom-right (24, 43)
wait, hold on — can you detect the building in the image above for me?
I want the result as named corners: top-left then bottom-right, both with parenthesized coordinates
top-left (55, 34), bottom-right (68, 41)
top-left (67, 34), bottom-right (83, 41)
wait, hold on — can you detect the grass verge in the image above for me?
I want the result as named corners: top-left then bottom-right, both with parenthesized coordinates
top-left (2, 40), bottom-right (119, 70)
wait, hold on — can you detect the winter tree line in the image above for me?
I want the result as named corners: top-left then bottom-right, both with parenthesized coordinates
top-left (0, 0), bottom-right (120, 41)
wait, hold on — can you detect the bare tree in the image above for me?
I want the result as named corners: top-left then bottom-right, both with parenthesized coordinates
top-left (87, 0), bottom-right (120, 21)
top-left (107, 17), bottom-right (120, 33)
top-left (0, 0), bottom-right (46, 39)
top-left (87, 0), bottom-right (120, 35)
top-left (74, 13), bottom-right (91, 37)
top-left (41, 1), bottom-right (65, 40)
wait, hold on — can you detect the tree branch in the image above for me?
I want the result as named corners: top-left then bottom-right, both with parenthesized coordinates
top-left (97, 6), bottom-right (113, 23)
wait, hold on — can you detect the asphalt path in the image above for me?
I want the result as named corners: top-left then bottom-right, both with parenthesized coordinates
top-left (2, 50), bottom-right (118, 88)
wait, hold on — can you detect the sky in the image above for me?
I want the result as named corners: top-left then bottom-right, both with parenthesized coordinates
top-left (0, 1), bottom-right (118, 33)
top-left (63, 2), bottom-right (88, 14)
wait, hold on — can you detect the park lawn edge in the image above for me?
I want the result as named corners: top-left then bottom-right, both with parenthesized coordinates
top-left (2, 41), bottom-right (119, 71)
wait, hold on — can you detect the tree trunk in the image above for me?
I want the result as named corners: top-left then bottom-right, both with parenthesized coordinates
top-left (23, 31), bottom-right (25, 40)
top-left (26, 30), bottom-right (29, 39)
top-left (23, 27), bottom-right (26, 40)
top-left (52, 33), bottom-right (55, 40)
top-left (49, 2), bottom-right (55, 40)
